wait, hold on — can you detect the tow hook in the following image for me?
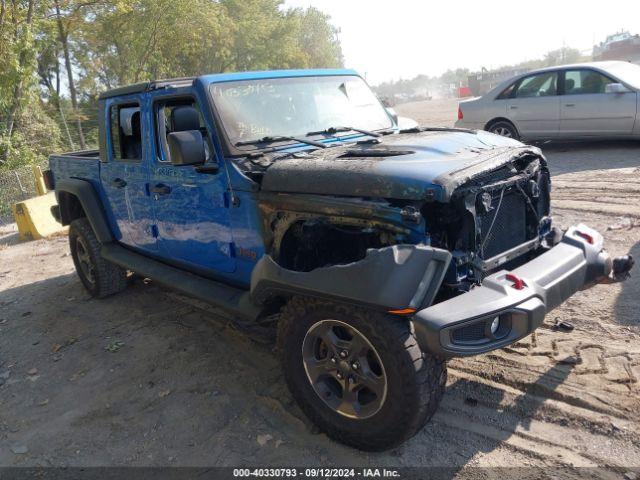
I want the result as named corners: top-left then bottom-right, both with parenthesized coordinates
top-left (611, 255), bottom-right (634, 282)
top-left (599, 254), bottom-right (635, 284)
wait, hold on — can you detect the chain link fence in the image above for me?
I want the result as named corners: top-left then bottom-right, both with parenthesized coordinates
top-left (0, 160), bottom-right (50, 225)
top-left (0, 105), bottom-right (99, 226)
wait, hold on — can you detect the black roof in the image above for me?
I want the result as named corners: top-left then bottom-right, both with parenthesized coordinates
top-left (98, 77), bottom-right (196, 100)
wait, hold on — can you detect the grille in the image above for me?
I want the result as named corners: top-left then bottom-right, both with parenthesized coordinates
top-left (479, 190), bottom-right (526, 259)
top-left (451, 317), bottom-right (512, 344)
top-left (451, 321), bottom-right (486, 343)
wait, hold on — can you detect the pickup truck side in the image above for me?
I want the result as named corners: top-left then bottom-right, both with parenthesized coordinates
top-left (46, 69), bottom-right (634, 451)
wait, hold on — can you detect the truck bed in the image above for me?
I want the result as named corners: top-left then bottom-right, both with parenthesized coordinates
top-left (49, 150), bottom-right (101, 184)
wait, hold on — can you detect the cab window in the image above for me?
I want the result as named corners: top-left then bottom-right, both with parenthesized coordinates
top-left (154, 97), bottom-right (212, 163)
top-left (564, 69), bottom-right (614, 95)
top-left (109, 103), bottom-right (141, 161)
top-left (514, 72), bottom-right (557, 98)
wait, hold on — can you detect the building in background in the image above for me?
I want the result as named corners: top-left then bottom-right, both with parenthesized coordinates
top-left (466, 67), bottom-right (530, 96)
top-left (593, 31), bottom-right (640, 64)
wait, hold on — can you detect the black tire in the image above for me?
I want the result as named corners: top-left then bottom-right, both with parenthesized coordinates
top-left (69, 217), bottom-right (127, 298)
top-left (278, 297), bottom-right (447, 451)
top-left (487, 120), bottom-right (520, 140)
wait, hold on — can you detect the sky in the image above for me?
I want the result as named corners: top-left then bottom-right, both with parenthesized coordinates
top-left (284, 0), bottom-right (640, 85)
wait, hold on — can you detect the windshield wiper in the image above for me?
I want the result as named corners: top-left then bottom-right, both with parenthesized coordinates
top-left (306, 126), bottom-right (382, 138)
top-left (235, 135), bottom-right (327, 148)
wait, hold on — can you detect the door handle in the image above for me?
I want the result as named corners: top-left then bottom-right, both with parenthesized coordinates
top-left (150, 184), bottom-right (171, 195)
top-left (111, 178), bottom-right (127, 188)
top-left (565, 103), bottom-right (575, 107)
top-left (509, 105), bottom-right (518, 110)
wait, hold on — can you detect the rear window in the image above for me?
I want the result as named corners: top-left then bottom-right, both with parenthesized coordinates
top-left (109, 103), bottom-right (141, 161)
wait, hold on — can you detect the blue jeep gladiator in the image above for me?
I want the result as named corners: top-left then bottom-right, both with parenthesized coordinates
top-left (46, 69), bottom-right (633, 451)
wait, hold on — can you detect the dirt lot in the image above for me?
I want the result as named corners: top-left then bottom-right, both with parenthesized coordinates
top-left (1, 98), bottom-right (639, 474)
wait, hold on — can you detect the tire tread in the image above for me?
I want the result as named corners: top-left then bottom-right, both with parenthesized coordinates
top-left (69, 218), bottom-right (127, 298)
top-left (278, 296), bottom-right (447, 451)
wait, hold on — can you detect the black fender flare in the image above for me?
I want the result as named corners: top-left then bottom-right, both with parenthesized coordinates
top-left (55, 178), bottom-right (114, 243)
top-left (250, 244), bottom-right (452, 312)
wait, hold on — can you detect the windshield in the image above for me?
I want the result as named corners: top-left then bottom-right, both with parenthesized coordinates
top-left (209, 75), bottom-right (393, 148)
top-left (606, 62), bottom-right (640, 90)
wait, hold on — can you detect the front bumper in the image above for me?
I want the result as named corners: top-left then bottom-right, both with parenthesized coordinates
top-left (412, 224), bottom-right (621, 358)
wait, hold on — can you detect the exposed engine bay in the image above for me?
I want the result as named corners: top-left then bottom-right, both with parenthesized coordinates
top-left (423, 154), bottom-right (553, 290)
top-left (239, 130), bottom-right (554, 306)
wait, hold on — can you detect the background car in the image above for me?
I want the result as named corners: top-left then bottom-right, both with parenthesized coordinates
top-left (455, 61), bottom-right (640, 141)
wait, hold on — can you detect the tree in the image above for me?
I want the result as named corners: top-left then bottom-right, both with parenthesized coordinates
top-left (3, 0), bottom-right (35, 139)
top-left (74, 0), bottom-right (344, 91)
top-left (294, 7), bottom-right (343, 68)
top-left (0, 0), bottom-right (344, 169)
top-left (542, 47), bottom-right (583, 67)
top-left (54, 0), bottom-right (87, 148)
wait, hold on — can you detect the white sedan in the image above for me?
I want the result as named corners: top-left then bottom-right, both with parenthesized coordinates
top-left (455, 61), bottom-right (640, 141)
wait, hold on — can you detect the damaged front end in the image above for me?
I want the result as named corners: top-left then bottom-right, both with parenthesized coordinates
top-left (251, 192), bottom-right (447, 312)
top-left (246, 135), bottom-right (632, 358)
top-left (249, 148), bottom-right (560, 313)
top-left (424, 151), bottom-right (554, 296)
top-left (249, 150), bottom-right (554, 312)
top-left (412, 224), bottom-right (634, 357)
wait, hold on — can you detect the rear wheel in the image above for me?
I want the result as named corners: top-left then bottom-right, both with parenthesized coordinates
top-left (69, 218), bottom-right (127, 298)
top-left (278, 297), bottom-right (447, 451)
top-left (487, 120), bottom-right (519, 140)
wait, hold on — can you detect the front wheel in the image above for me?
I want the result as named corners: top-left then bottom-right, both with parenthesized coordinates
top-left (278, 297), bottom-right (447, 451)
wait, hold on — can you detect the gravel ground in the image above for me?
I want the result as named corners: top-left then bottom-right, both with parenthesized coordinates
top-left (0, 99), bottom-right (639, 475)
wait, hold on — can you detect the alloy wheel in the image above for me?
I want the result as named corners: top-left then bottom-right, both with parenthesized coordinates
top-left (75, 236), bottom-right (95, 285)
top-left (301, 319), bottom-right (387, 419)
top-left (492, 126), bottom-right (513, 137)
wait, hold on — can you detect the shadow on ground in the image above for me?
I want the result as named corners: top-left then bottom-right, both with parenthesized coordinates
top-left (0, 269), bottom-right (577, 468)
top-left (614, 240), bottom-right (640, 327)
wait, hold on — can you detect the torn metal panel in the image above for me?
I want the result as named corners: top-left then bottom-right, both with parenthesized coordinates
top-left (250, 244), bottom-right (452, 311)
top-left (257, 192), bottom-right (426, 256)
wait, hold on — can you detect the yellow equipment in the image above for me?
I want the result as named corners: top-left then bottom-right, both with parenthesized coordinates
top-left (11, 166), bottom-right (66, 241)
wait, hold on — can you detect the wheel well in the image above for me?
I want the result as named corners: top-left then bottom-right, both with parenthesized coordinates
top-left (484, 117), bottom-right (517, 133)
top-left (276, 219), bottom-right (396, 272)
top-left (57, 191), bottom-right (86, 226)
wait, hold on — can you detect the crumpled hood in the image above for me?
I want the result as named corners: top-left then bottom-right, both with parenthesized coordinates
top-left (260, 129), bottom-right (543, 202)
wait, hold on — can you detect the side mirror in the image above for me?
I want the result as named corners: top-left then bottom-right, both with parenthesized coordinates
top-left (195, 163), bottom-right (220, 175)
top-left (605, 82), bottom-right (628, 94)
top-left (167, 130), bottom-right (205, 166)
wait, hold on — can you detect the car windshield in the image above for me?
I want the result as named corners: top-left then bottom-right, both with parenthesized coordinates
top-left (606, 62), bottom-right (640, 90)
top-left (209, 75), bottom-right (393, 148)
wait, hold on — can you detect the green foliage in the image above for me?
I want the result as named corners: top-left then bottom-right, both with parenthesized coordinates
top-left (75, 0), bottom-right (343, 91)
top-left (0, 103), bottom-right (63, 170)
top-left (0, 0), bottom-right (344, 171)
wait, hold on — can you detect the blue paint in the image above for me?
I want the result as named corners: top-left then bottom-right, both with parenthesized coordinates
top-left (200, 68), bottom-right (359, 85)
top-left (49, 69), bottom-right (534, 289)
